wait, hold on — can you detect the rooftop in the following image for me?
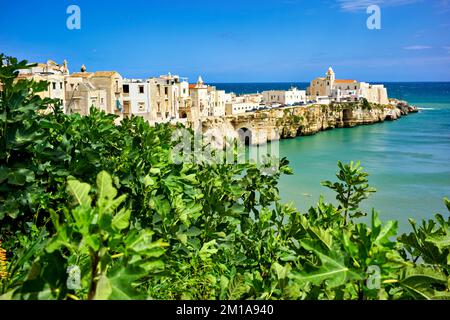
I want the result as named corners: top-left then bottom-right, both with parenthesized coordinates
top-left (334, 79), bottom-right (357, 84)
top-left (71, 72), bottom-right (93, 78)
top-left (189, 83), bottom-right (207, 89)
top-left (93, 71), bottom-right (119, 77)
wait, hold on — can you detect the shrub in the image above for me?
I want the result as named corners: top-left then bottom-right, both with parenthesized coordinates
top-left (1, 54), bottom-right (449, 300)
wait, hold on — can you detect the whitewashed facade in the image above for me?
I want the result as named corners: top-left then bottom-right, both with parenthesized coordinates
top-left (122, 79), bottom-right (152, 118)
top-left (307, 67), bottom-right (389, 105)
top-left (225, 102), bottom-right (260, 115)
top-left (263, 87), bottom-right (306, 106)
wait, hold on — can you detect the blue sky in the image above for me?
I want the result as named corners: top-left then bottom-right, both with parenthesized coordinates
top-left (1, 0), bottom-right (449, 82)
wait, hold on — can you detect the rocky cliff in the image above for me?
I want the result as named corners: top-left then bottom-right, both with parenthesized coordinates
top-left (197, 101), bottom-right (418, 145)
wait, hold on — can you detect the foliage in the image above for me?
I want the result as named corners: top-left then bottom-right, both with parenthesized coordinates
top-left (321, 161), bottom-right (376, 224)
top-left (397, 197), bottom-right (450, 299)
top-left (0, 241), bottom-right (7, 280)
top-left (1, 54), bottom-right (449, 300)
top-left (0, 54), bottom-right (62, 233)
top-left (362, 98), bottom-right (372, 110)
top-left (293, 115), bottom-right (303, 124)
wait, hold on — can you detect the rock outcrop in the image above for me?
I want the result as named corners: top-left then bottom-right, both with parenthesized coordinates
top-left (196, 101), bottom-right (418, 146)
top-left (389, 98), bottom-right (419, 115)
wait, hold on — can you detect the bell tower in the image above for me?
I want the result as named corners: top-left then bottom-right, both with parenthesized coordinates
top-left (325, 67), bottom-right (335, 96)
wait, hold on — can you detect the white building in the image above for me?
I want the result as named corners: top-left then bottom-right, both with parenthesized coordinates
top-left (225, 102), bottom-right (260, 115)
top-left (307, 67), bottom-right (389, 105)
top-left (18, 60), bottom-right (69, 112)
top-left (189, 76), bottom-right (210, 117)
top-left (239, 93), bottom-right (264, 104)
top-left (122, 79), bottom-right (152, 119)
top-left (262, 87), bottom-right (306, 106)
top-left (359, 83), bottom-right (389, 105)
top-left (208, 86), bottom-right (232, 117)
top-left (316, 96), bottom-right (331, 105)
top-left (150, 74), bottom-right (190, 121)
top-left (190, 76), bottom-right (231, 118)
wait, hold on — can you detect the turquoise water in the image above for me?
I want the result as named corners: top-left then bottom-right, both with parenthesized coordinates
top-left (215, 82), bottom-right (450, 231)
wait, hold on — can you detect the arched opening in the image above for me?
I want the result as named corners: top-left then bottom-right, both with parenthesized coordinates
top-left (237, 127), bottom-right (252, 146)
top-left (180, 111), bottom-right (188, 119)
top-left (343, 109), bottom-right (352, 121)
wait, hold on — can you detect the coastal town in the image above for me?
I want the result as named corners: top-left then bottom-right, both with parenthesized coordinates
top-left (16, 60), bottom-right (393, 125)
top-left (1, 0), bottom-right (447, 305)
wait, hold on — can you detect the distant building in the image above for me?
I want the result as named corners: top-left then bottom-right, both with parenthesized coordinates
top-left (151, 73), bottom-right (190, 122)
top-left (66, 67), bottom-right (124, 117)
top-left (238, 93), bottom-right (263, 104)
top-left (262, 87), bottom-right (306, 106)
top-left (89, 71), bottom-right (124, 115)
top-left (225, 102), bottom-right (260, 115)
top-left (208, 86), bottom-right (231, 117)
top-left (189, 76), bottom-right (231, 118)
top-left (307, 67), bottom-right (389, 105)
top-left (65, 72), bottom-right (107, 115)
top-left (316, 96), bottom-right (331, 105)
top-left (122, 79), bottom-right (152, 119)
top-left (17, 60), bottom-right (69, 112)
top-left (359, 82), bottom-right (389, 105)
top-left (189, 76), bottom-right (210, 117)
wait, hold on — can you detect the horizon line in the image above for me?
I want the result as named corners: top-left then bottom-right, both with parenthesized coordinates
top-left (207, 80), bottom-right (450, 84)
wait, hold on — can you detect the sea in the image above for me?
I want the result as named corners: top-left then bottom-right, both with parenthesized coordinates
top-left (212, 82), bottom-right (450, 232)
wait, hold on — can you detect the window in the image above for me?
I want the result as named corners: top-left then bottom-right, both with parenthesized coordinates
top-left (165, 87), bottom-right (168, 95)
top-left (60, 82), bottom-right (63, 89)
top-left (52, 82), bottom-right (56, 90)
top-left (139, 85), bottom-right (144, 94)
top-left (123, 101), bottom-right (130, 113)
top-left (123, 84), bottom-right (129, 93)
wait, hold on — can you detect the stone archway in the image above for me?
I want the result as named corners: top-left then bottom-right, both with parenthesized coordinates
top-left (237, 127), bottom-right (252, 146)
top-left (343, 109), bottom-right (353, 121)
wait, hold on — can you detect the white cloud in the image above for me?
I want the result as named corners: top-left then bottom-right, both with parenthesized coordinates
top-left (403, 45), bottom-right (433, 50)
top-left (337, 0), bottom-right (419, 11)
